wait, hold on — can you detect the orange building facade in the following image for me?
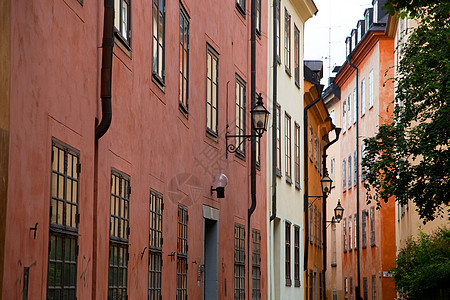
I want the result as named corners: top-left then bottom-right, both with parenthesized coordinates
top-left (333, 2), bottom-right (397, 300)
top-left (0, 0), bottom-right (268, 299)
top-left (303, 64), bottom-right (334, 300)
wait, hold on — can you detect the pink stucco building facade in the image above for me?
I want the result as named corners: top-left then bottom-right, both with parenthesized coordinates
top-left (1, 0), bottom-right (268, 299)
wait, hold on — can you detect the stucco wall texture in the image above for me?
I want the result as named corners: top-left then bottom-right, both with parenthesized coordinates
top-left (2, 0), bottom-right (268, 299)
top-left (336, 30), bottom-right (397, 300)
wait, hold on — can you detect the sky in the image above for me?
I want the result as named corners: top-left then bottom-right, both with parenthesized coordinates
top-left (304, 0), bottom-right (373, 86)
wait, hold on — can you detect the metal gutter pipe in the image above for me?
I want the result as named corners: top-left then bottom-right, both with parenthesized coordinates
top-left (248, 0), bottom-right (257, 295)
top-left (347, 57), bottom-right (361, 300)
top-left (270, 0), bottom-right (278, 222)
top-left (303, 83), bottom-right (324, 271)
top-left (95, 0), bottom-right (114, 141)
top-left (322, 126), bottom-right (341, 300)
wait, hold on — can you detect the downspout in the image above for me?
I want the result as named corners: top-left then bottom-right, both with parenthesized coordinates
top-left (95, 0), bottom-right (114, 141)
top-left (303, 83), bottom-right (324, 272)
top-left (322, 126), bottom-right (341, 300)
top-left (93, 1), bottom-right (114, 298)
top-left (248, 0), bottom-right (257, 295)
top-left (270, 0), bottom-right (277, 222)
top-left (347, 57), bottom-right (361, 300)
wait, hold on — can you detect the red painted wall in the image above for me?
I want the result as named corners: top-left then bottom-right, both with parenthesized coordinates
top-left (2, 0), bottom-right (268, 299)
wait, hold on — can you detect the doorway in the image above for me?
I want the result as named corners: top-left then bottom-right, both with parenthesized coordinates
top-left (203, 206), bottom-right (219, 299)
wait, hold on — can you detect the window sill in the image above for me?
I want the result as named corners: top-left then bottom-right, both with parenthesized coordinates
top-left (286, 176), bottom-right (292, 184)
top-left (256, 162), bottom-right (261, 171)
top-left (294, 280), bottom-right (300, 287)
top-left (256, 29), bottom-right (261, 39)
top-left (295, 80), bottom-right (300, 89)
top-left (235, 150), bottom-right (246, 161)
top-left (276, 169), bottom-right (282, 177)
top-left (295, 182), bottom-right (300, 190)
top-left (235, 3), bottom-right (246, 18)
top-left (152, 73), bottom-right (166, 93)
top-left (114, 31), bottom-right (132, 58)
top-left (285, 279), bottom-right (292, 287)
top-left (285, 67), bottom-right (291, 77)
top-left (206, 129), bottom-right (219, 142)
top-left (276, 56), bottom-right (281, 64)
top-left (178, 103), bottom-right (189, 120)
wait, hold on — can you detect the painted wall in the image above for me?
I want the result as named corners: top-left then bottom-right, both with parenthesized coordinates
top-left (335, 29), bottom-right (396, 300)
top-left (266, 0), bottom-right (317, 299)
top-left (324, 90), bottom-right (344, 300)
top-left (2, 0), bottom-right (268, 299)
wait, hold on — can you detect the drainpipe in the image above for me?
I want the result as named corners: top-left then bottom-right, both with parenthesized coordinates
top-left (248, 0), bottom-right (257, 296)
top-left (303, 83), bottom-right (324, 272)
top-left (347, 56), bottom-right (361, 300)
top-left (269, 0), bottom-right (278, 222)
top-left (92, 1), bottom-right (114, 298)
top-left (95, 0), bottom-right (114, 141)
top-left (322, 126), bottom-right (341, 300)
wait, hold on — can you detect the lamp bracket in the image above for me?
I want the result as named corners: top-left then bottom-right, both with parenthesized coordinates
top-left (225, 131), bottom-right (261, 158)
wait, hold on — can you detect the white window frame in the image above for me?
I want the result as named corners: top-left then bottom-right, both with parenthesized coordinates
top-left (361, 79), bottom-right (366, 116)
top-left (369, 70), bottom-right (374, 108)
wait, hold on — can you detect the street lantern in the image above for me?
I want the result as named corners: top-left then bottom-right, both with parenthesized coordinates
top-left (251, 94), bottom-right (270, 135)
top-left (334, 200), bottom-right (344, 222)
top-left (225, 93), bottom-right (270, 158)
top-left (321, 174), bottom-right (333, 195)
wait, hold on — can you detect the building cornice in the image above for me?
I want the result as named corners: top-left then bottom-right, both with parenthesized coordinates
top-left (291, 0), bottom-right (318, 23)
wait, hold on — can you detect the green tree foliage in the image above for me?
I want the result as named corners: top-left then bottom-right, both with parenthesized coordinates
top-left (391, 228), bottom-right (450, 299)
top-left (362, 2), bottom-right (450, 223)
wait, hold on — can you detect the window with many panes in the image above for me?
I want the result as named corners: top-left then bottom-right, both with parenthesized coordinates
top-left (153, 0), bottom-right (165, 84)
top-left (369, 70), bottom-right (374, 108)
top-left (285, 113), bottom-right (292, 180)
top-left (309, 125), bottom-right (313, 161)
top-left (294, 225), bottom-right (300, 287)
top-left (236, 0), bottom-right (245, 15)
top-left (363, 277), bottom-right (368, 300)
top-left (48, 140), bottom-right (80, 299)
top-left (362, 210), bottom-right (367, 248)
top-left (235, 224), bottom-right (245, 300)
top-left (343, 218), bottom-right (347, 252)
top-left (349, 216), bottom-right (352, 251)
top-left (285, 222), bottom-right (291, 286)
top-left (109, 171), bottom-right (130, 300)
top-left (294, 25), bottom-right (300, 85)
top-left (350, 277), bottom-right (353, 299)
top-left (309, 205), bottom-right (313, 244)
top-left (348, 155), bottom-right (352, 188)
top-left (347, 95), bottom-right (352, 129)
top-left (354, 151), bottom-right (357, 186)
top-left (372, 275), bottom-right (377, 300)
top-left (309, 270), bottom-right (313, 300)
top-left (252, 229), bottom-right (261, 300)
top-left (206, 46), bottom-right (219, 136)
top-left (256, 0), bottom-right (261, 35)
top-left (361, 79), bottom-right (366, 116)
top-left (177, 205), bottom-right (188, 299)
top-left (235, 75), bottom-right (246, 156)
top-left (353, 88), bottom-right (357, 124)
top-left (370, 206), bottom-right (375, 246)
top-left (314, 135), bottom-right (318, 167)
top-left (354, 214), bottom-right (358, 250)
top-left (294, 123), bottom-right (300, 186)
top-left (361, 143), bottom-right (366, 181)
top-left (276, 104), bottom-right (281, 173)
top-left (276, 0), bottom-right (280, 59)
top-left (114, 0), bottom-right (131, 47)
top-left (179, 4), bottom-right (190, 111)
top-left (284, 8), bottom-right (291, 72)
top-left (330, 157), bottom-right (335, 187)
top-left (343, 159), bottom-right (347, 191)
top-left (149, 190), bottom-right (163, 299)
